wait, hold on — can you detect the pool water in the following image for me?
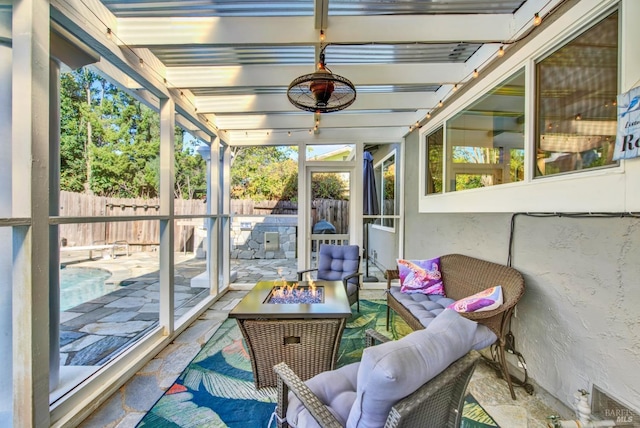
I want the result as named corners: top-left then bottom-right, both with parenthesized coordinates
top-left (60, 267), bottom-right (119, 311)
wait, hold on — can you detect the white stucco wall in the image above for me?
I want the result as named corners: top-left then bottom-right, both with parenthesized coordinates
top-left (403, 129), bottom-right (640, 414)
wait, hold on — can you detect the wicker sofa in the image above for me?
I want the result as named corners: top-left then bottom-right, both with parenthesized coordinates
top-left (386, 253), bottom-right (525, 399)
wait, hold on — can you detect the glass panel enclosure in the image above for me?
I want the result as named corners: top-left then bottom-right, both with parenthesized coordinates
top-left (229, 146), bottom-right (299, 283)
top-left (309, 170), bottom-right (351, 267)
top-left (173, 218), bottom-right (209, 321)
top-left (56, 220), bottom-right (160, 401)
top-left (59, 69), bottom-right (160, 217)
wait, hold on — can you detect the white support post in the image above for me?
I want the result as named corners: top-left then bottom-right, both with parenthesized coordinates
top-left (207, 137), bottom-right (219, 294)
top-left (297, 142), bottom-right (307, 271)
top-left (12, 0), bottom-right (51, 426)
top-left (0, 9), bottom-right (12, 425)
top-left (49, 57), bottom-right (61, 393)
top-left (220, 144), bottom-right (231, 289)
top-left (159, 97), bottom-right (175, 334)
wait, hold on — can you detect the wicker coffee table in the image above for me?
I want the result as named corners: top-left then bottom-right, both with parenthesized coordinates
top-left (229, 280), bottom-right (352, 388)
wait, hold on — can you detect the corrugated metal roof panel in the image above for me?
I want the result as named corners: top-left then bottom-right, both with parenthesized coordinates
top-left (151, 46), bottom-right (315, 66)
top-left (325, 43), bottom-right (482, 64)
top-left (102, 0), bottom-right (313, 17)
top-left (328, 0), bottom-right (526, 15)
top-left (104, 0), bottom-right (526, 17)
top-left (150, 43), bottom-right (481, 67)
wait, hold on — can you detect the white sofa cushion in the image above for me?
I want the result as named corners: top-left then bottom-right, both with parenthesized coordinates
top-left (285, 362), bottom-right (359, 428)
top-left (345, 309), bottom-right (477, 428)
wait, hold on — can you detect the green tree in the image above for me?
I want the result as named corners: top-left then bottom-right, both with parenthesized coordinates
top-left (175, 130), bottom-right (206, 200)
top-left (311, 173), bottom-right (348, 200)
top-left (230, 146), bottom-right (348, 201)
top-left (60, 67), bottom-right (206, 200)
top-left (230, 146), bottom-right (297, 201)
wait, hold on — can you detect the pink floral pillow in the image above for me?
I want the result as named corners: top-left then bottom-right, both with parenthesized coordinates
top-left (397, 258), bottom-right (444, 295)
top-left (448, 286), bottom-right (503, 313)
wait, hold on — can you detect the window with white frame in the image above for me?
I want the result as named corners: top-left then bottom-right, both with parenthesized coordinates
top-left (423, 69), bottom-right (525, 195)
top-left (446, 69), bottom-right (525, 192)
top-left (535, 10), bottom-right (619, 177)
top-left (374, 151), bottom-right (397, 229)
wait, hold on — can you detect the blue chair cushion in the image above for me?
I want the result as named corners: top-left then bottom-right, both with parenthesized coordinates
top-left (389, 286), bottom-right (497, 350)
top-left (317, 244), bottom-right (360, 286)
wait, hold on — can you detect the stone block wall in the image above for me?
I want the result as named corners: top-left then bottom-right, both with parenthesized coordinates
top-left (230, 216), bottom-right (297, 259)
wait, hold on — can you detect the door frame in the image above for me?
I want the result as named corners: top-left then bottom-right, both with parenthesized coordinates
top-left (297, 144), bottom-right (363, 271)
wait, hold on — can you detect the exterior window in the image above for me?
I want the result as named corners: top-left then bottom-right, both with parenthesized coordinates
top-left (425, 127), bottom-right (444, 195)
top-left (374, 151), bottom-right (396, 229)
top-left (535, 11), bottom-right (618, 177)
top-left (306, 144), bottom-right (356, 161)
top-left (446, 69), bottom-right (525, 192)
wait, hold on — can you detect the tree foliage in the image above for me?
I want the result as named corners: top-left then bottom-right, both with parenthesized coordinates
top-left (61, 68), bottom-right (346, 203)
top-left (59, 68), bottom-right (206, 199)
top-left (230, 146), bottom-right (348, 201)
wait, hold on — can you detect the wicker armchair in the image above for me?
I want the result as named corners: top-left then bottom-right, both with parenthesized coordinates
top-left (298, 244), bottom-right (362, 311)
top-left (273, 329), bottom-right (480, 428)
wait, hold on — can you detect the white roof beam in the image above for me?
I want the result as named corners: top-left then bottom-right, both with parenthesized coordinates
top-left (227, 126), bottom-right (404, 146)
top-left (214, 112), bottom-right (416, 130)
top-left (315, 0), bottom-right (329, 30)
top-left (167, 63), bottom-right (464, 88)
top-left (116, 15), bottom-right (511, 46)
top-left (196, 92), bottom-right (439, 114)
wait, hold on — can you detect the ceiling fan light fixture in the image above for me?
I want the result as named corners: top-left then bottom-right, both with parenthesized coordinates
top-left (287, 52), bottom-right (356, 113)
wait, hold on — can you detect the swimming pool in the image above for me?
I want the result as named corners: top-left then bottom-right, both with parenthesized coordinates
top-left (60, 267), bottom-right (119, 311)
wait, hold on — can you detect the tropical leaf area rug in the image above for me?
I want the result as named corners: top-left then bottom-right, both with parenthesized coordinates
top-left (138, 300), bottom-right (499, 428)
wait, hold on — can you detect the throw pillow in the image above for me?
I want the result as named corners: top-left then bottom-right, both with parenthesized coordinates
top-left (397, 257), bottom-right (444, 295)
top-left (448, 285), bottom-right (503, 313)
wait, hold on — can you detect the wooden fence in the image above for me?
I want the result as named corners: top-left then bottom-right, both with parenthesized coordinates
top-left (230, 199), bottom-right (349, 234)
top-left (58, 193), bottom-right (351, 252)
top-left (59, 191), bottom-right (206, 252)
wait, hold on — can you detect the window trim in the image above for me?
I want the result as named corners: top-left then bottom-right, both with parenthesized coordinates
top-left (372, 149), bottom-right (397, 232)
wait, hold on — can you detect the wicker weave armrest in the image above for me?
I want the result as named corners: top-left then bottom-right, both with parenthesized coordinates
top-left (365, 328), bottom-right (391, 348)
top-left (297, 268), bottom-right (318, 281)
top-left (273, 362), bottom-right (342, 428)
top-left (386, 269), bottom-right (399, 290)
top-left (387, 351), bottom-right (481, 427)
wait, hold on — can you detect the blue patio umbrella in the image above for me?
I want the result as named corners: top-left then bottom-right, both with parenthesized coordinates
top-left (363, 151), bottom-right (379, 281)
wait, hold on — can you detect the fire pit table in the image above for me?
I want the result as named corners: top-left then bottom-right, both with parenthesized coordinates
top-left (229, 280), bottom-right (352, 388)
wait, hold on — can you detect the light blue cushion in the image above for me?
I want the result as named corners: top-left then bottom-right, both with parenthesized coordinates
top-left (317, 244), bottom-right (360, 285)
top-left (389, 286), bottom-right (497, 350)
top-left (286, 362), bottom-right (359, 428)
top-left (346, 309), bottom-right (478, 428)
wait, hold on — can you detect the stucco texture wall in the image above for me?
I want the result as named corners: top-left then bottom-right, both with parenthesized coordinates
top-left (402, 129), bottom-right (640, 413)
